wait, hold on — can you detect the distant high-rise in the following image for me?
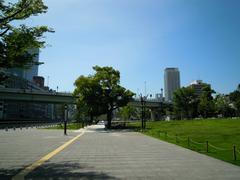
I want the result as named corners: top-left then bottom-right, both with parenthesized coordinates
top-left (164, 68), bottom-right (180, 102)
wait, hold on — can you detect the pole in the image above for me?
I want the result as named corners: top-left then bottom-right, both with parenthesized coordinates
top-left (206, 141), bottom-right (209, 153)
top-left (64, 104), bottom-right (68, 135)
top-left (143, 100), bottom-right (146, 129)
top-left (233, 145), bottom-right (237, 161)
top-left (140, 95), bottom-right (144, 131)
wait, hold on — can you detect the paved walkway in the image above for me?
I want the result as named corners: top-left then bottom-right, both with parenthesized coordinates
top-left (1, 125), bottom-right (240, 179)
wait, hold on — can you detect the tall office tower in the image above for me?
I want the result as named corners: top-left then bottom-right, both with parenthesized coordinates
top-left (7, 48), bottom-right (39, 82)
top-left (164, 68), bottom-right (180, 102)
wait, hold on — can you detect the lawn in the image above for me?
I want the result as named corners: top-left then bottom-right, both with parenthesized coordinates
top-left (128, 118), bottom-right (240, 166)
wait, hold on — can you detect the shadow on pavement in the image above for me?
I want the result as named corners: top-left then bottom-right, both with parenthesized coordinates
top-left (0, 168), bottom-right (23, 180)
top-left (26, 162), bottom-right (119, 180)
top-left (88, 124), bottom-right (138, 134)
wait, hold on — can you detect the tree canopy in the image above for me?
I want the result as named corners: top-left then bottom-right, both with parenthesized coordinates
top-left (173, 87), bottom-right (199, 119)
top-left (173, 84), bottom-right (216, 119)
top-left (74, 66), bottom-right (135, 128)
top-left (0, 0), bottom-right (53, 69)
top-left (198, 85), bottom-right (215, 118)
top-left (229, 84), bottom-right (240, 116)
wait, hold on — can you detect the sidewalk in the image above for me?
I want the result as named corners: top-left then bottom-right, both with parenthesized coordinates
top-left (24, 125), bottom-right (240, 179)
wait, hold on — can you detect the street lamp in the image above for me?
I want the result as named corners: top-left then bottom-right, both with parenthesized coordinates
top-left (64, 104), bottom-right (68, 135)
top-left (139, 94), bottom-right (147, 130)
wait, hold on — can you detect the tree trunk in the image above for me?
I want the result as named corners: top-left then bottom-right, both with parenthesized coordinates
top-left (90, 113), bottom-right (94, 125)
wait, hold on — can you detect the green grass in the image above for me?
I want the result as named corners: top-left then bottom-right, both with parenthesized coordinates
top-left (128, 118), bottom-right (240, 166)
top-left (45, 122), bottom-right (83, 130)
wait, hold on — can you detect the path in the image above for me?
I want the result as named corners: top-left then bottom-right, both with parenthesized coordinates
top-left (1, 125), bottom-right (240, 179)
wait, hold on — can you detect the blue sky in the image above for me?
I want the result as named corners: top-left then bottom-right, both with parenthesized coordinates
top-left (26, 0), bottom-right (240, 95)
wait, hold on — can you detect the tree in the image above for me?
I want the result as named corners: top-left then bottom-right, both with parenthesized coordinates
top-left (198, 85), bottom-right (215, 118)
top-left (118, 105), bottom-right (137, 121)
top-left (173, 87), bottom-right (199, 119)
top-left (74, 66), bottom-right (134, 128)
top-left (215, 94), bottom-right (235, 117)
top-left (229, 84), bottom-right (240, 116)
top-left (0, 0), bottom-right (53, 70)
top-left (74, 75), bottom-right (105, 124)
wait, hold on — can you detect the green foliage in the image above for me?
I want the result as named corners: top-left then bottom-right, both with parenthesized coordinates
top-left (0, 25), bottom-right (53, 68)
top-left (74, 75), bottom-right (106, 122)
top-left (229, 84), bottom-right (240, 116)
top-left (118, 105), bottom-right (137, 120)
top-left (198, 85), bottom-right (215, 118)
top-left (74, 66), bottom-right (135, 128)
top-left (173, 87), bottom-right (199, 119)
top-left (0, 0), bottom-right (53, 69)
top-left (215, 94), bottom-right (235, 117)
top-left (173, 84), bottom-right (217, 119)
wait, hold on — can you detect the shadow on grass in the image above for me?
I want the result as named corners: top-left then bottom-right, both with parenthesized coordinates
top-left (26, 162), bottom-right (119, 180)
top-left (102, 123), bottom-right (142, 134)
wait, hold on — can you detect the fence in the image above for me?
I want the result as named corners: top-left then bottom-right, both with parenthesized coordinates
top-left (157, 131), bottom-right (240, 161)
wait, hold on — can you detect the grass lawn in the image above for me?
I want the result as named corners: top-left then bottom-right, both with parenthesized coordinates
top-left (128, 118), bottom-right (240, 166)
top-left (45, 122), bottom-right (83, 130)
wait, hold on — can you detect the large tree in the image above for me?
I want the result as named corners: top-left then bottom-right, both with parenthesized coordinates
top-left (74, 66), bottom-right (134, 128)
top-left (173, 87), bottom-right (199, 119)
top-left (229, 84), bottom-right (240, 116)
top-left (215, 94), bottom-right (235, 117)
top-left (74, 75), bottom-right (106, 123)
top-left (198, 85), bottom-right (215, 118)
top-left (0, 0), bottom-right (53, 71)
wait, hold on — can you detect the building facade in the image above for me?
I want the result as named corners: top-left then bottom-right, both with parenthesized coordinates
top-left (0, 75), bottom-right (56, 121)
top-left (189, 80), bottom-right (209, 97)
top-left (7, 48), bottom-right (39, 82)
top-left (0, 48), bottom-right (64, 122)
top-left (164, 68), bottom-right (180, 102)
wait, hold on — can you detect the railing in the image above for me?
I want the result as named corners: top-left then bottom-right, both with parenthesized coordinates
top-left (157, 131), bottom-right (240, 161)
top-left (0, 87), bottom-right (73, 96)
top-left (0, 120), bottom-right (61, 130)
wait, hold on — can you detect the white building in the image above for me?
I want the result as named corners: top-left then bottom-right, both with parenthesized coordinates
top-left (164, 68), bottom-right (180, 102)
top-left (189, 80), bottom-right (209, 97)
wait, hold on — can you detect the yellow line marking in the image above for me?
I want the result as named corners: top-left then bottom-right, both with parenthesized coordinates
top-left (12, 129), bottom-right (86, 180)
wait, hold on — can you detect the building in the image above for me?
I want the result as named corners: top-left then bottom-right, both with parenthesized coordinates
top-left (0, 49), bottom-right (62, 122)
top-left (7, 48), bottom-right (39, 82)
top-left (164, 68), bottom-right (180, 102)
top-left (189, 80), bottom-right (209, 97)
top-left (33, 76), bottom-right (45, 88)
top-left (1, 75), bottom-right (56, 121)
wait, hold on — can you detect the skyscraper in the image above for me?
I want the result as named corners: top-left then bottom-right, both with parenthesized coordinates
top-left (164, 68), bottom-right (180, 102)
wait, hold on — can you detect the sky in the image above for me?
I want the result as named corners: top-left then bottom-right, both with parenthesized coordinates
top-left (25, 0), bottom-right (240, 95)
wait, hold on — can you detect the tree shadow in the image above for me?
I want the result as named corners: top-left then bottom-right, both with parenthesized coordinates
top-left (26, 162), bottom-right (119, 180)
top-left (88, 126), bottom-right (137, 134)
top-left (0, 168), bottom-right (22, 180)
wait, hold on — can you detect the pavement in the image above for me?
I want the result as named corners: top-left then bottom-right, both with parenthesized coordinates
top-left (0, 125), bottom-right (240, 179)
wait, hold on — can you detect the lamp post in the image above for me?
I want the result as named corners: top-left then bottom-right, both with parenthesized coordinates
top-left (140, 94), bottom-right (147, 131)
top-left (64, 104), bottom-right (68, 135)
